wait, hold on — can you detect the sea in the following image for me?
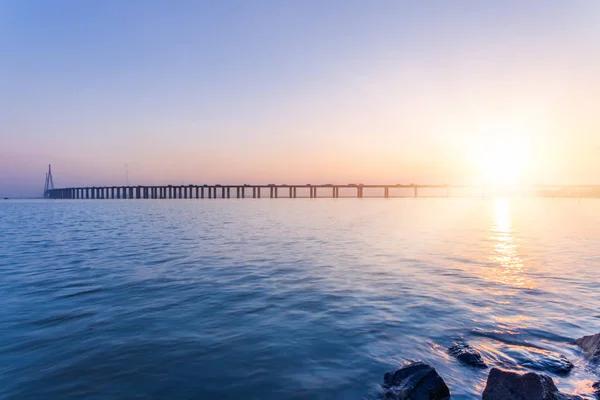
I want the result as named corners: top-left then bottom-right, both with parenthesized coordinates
top-left (1, 198), bottom-right (599, 399)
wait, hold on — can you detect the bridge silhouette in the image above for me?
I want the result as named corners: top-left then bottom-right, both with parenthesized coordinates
top-left (45, 183), bottom-right (600, 199)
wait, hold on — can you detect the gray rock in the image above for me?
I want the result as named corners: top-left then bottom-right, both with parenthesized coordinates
top-left (482, 368), bottom-right (583, 400)
top-left (575, 333), bottom-right (600, 363)
top-left (448, 343), bottom-right (487, 368)
top-left (383, 362), bottom-right (450, 400)
top-left (593, 381), bottom-right (600, 399)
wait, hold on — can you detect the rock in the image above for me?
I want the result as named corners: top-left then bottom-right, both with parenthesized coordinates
top-left (500, 345), bottom-right (574, 375)
top-left (593, 381), bottom-right (600, 398)
top-left (383, 362), bottom-right (450, 400)
top-left (576, 333), bottom-right (600, 363)
top-left (482, 368), bottom-right (584, 400)
top-left (448, 343), bottom-right (487, 368)
top-left (520, 352), bottom-right (574, 376)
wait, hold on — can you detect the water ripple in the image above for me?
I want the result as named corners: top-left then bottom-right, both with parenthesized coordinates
top-left (0, 198), bottom-right (599, 399)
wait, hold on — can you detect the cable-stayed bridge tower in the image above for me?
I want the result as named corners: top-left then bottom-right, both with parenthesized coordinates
top-left (43, 164), bottom-right (55, 198)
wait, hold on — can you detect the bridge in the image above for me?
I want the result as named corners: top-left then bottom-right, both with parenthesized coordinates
top-left (45, 183), bottom-right (600, 199)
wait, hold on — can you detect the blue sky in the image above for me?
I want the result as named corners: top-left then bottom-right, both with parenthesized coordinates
top-left (1, 1), bottom-right (599, 196)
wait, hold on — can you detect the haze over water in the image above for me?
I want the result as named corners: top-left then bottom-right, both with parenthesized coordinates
top-left (1, 198), bottom-right (599, 399)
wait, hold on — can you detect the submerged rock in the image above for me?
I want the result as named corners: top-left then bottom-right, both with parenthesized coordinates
top-left (383, 362), bottom-right (450, 400)
top-left (448, 343), bottom-right (487, 368)
top-left (482, 368), bottom-right (583, 400)
top-left (520, 352), bottom-right (574, 376)
top-left (497, 344), bottom-right (574, 376)
top-left (576, 333), bottom-right (600, 364)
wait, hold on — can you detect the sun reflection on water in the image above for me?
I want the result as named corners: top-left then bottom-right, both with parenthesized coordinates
top-left (489, 198), bottom-right (534, 289)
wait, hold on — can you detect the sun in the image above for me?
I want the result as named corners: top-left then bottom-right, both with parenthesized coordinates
top-left (473, 134), bottom-right (530, 186)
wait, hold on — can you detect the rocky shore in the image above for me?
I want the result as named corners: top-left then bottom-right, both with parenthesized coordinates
top-left (382, 332), bottom-right (600, 399)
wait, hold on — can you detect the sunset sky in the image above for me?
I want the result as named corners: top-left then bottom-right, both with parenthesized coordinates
top-left (2, 0), bottom-right (600, 197)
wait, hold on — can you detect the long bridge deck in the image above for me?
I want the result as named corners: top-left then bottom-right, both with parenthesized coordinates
top-left (46, 184), bottom-right (600, 199)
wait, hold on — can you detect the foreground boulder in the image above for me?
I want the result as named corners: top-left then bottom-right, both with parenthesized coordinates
top-left (593, 381), bottom-right (600, 398)
top-left (575, 333), bottom-right (600, 363)
top-left (482, 368), bottom-right (583, 400)
top-left (448, 343), bottom-right (487, 368)
top-left (383, 362), bottom-right (450, 400)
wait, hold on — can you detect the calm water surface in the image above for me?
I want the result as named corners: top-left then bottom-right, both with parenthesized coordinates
top-left (1, 198), bottom-right (599, 399)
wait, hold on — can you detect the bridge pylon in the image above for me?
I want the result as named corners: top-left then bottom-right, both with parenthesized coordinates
top-left (43, 164), bottom-right (55, 198)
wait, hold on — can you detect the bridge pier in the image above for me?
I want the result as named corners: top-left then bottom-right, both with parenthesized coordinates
top-left (413, 186), bottom-right (418, 198)
top-left (384, 187), bottom-right (389, 198)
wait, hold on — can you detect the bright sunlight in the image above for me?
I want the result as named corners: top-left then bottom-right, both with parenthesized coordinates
top-left (471, 131), bottom-right (532, 186)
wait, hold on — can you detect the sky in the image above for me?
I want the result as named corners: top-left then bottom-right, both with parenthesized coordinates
top-left (1, 0), bottom-right (600, 197)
